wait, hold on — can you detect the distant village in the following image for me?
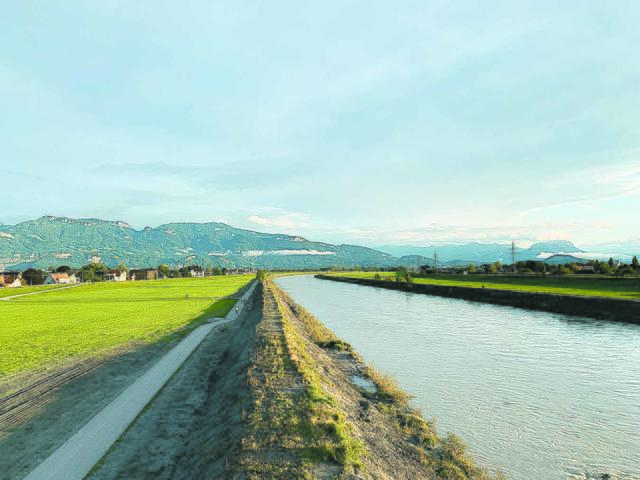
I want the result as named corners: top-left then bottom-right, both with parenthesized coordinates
top-left (2, 255), bottom-right (639, 289)
top-left (0, 262), bottom-right (253, 288)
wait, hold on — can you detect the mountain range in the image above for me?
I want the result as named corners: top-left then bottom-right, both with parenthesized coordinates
top-left (377, 241), bottom-right (638, 266)
top-left (0, 216), bottom-right (637, 271)
top-left (0, 216), bottom-right (396, 270)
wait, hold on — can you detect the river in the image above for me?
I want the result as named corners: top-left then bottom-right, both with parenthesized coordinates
top-left (276, 275), bottom-right (640, 480)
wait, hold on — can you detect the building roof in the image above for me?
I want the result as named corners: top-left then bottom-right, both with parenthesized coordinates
top-left (49, 273), bottom-right (70, 280)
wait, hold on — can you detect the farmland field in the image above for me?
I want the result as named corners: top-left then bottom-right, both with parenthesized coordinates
top-left (331, 272), bottom-right (640, 300)
top-left (0, 284), bottom-right (71, 299)
top-left (0, 275), bottom-right (253, 378)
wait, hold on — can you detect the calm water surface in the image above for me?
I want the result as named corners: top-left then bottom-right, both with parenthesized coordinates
top-left (277, 275), bottom-right (640, 480)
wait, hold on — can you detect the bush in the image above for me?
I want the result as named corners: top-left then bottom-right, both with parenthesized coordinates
top-left (256, 270), bottom-right (268, 281)
top-left (317, 339), bottom-right (352, 351)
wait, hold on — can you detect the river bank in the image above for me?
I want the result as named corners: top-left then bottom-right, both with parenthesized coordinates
top-left (280, 275), bottom-right (640, 479)
top-left (316, 275), bottom-right (640, 324)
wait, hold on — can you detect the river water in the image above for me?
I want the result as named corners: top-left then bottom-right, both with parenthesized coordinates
top-left (276, 275), bottom-right (640, 480)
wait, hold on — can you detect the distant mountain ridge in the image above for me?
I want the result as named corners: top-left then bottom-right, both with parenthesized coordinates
top-left (378, 240), bottom-right (637, 265)
top-left (0, 216), bottom-right (396, 270)
top-left (0, 216), bottom-right (635, 271)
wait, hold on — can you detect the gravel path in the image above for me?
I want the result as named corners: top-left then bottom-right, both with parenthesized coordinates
top-left (24, 281), bottom-right (257, 480)
top-left (0, 285), bottom-right (79, 301)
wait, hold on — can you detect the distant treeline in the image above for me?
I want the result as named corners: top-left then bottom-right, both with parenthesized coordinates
top-left (391, 257), bottom-right (640, 284)
top-left (420, 257), bottom-right (640, 277)
top-left (18, 262), bottom-right (246, 285)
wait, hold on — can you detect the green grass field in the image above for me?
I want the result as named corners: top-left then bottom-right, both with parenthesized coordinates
top-left (332, 272), bottom-right (640, 300)
top-left (0, 284), bottom-right (71, 299)
top-left (0, 275), bottom-right (253, 378)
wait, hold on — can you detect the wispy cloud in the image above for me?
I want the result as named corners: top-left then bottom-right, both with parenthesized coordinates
top-left (247, 209), bottom-right (310, 231)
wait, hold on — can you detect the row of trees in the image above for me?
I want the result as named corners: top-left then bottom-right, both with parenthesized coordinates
top-left (156, 264), bottom-right (229, 278)
top-left (416, 256), bottom-right (640, 277)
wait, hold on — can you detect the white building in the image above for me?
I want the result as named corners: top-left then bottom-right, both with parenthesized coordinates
top-left (190, 268), bottom-right (205, 278)
top-left (105, 270), bottom-right (128, 282)
top-left (44, 273), bottom-right (78, 285)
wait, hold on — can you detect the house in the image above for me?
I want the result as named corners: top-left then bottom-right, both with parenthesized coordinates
top-left (44, 273), bottom-right (78, 285)
top-left (189, 267), bottom-right (205, 278)
top-left (574, 264), bottom-right (595, 273)
top-left (0, 271), bottom-right (22, 288)
top-left (105, 269), bottom-right (128, 282)
top-left (129, 269), bottom-right (158, 281)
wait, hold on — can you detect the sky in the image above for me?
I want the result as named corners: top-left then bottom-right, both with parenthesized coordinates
top-left (1, 1), bottom-right (639, 248)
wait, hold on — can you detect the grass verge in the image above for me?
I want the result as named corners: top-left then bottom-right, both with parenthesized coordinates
top-left (238, 279), bottom-right (364, 478)
top-left (332, 272), bottom-right (640, 300)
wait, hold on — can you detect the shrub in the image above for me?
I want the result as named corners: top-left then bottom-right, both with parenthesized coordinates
top-left (317, 339), bottom-right (352, 351)
top-left (366, 365), bottom-right (411, 405)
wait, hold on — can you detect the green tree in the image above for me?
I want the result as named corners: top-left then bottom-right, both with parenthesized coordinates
top-left (116, 262), bottom-right (129, 272)
top-left (632, 256), bottom-right (639, 270)
top-left (22, 268), bottom-right (46, 285)
top-left (468, 263), bottom-right (476, 273)
top-left (616, 265), bottom-right (634, 277)
top-left (395, 267), bottom-right (412, 283)
top-left (608, 257), bottom-right (615, 268)
top-left (56, 265), bottom-right (72, 273)
top-left (157, 264), bottom-right (170, 278)
top-left (80, 263), bottom-right (107, 282)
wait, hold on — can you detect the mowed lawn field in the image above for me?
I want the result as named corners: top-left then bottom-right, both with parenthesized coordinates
top-left (0, 275), bottom-right (253, 378)
top-left (0, 284), bottom-right (70, 299)
top-left (332, 272), bottom-right (640, 300)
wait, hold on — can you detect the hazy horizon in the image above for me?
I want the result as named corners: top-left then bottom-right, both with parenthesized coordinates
top-left (2, 2), bottom-right (639, 246)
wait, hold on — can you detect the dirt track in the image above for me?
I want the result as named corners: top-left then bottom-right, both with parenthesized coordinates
top-left (88, 285), bottom-right (262, 479)
top-left (0, 339), bottom-right (176, 480)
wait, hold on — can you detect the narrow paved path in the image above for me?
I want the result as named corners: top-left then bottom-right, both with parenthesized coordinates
top-left (0, 285), bottom-right (79, 301)
top-left (24, 281), bottom-right (257, 480)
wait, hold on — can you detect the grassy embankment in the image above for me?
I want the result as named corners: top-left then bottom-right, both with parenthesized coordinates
top-left (0, 275), bottom-right (253, 378)
top-left (236, 278), bottom-right (502, 479)
top-left (333, 272), bottom-right (640, 300)
top-left (238, 279), bottom-right (362, 478)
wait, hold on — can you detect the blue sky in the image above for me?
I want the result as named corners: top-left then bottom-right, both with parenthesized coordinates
top-left (1, 1), bottom-right (639, 247)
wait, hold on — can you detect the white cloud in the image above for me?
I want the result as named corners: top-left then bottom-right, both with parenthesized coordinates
top-left (546, 155), bottom-right (640, 204)
top-left (247, 209), bottom-right (310, 231)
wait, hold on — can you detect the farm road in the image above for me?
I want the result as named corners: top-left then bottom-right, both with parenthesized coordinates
top-left (0, 285), bottom-right (79, 301)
